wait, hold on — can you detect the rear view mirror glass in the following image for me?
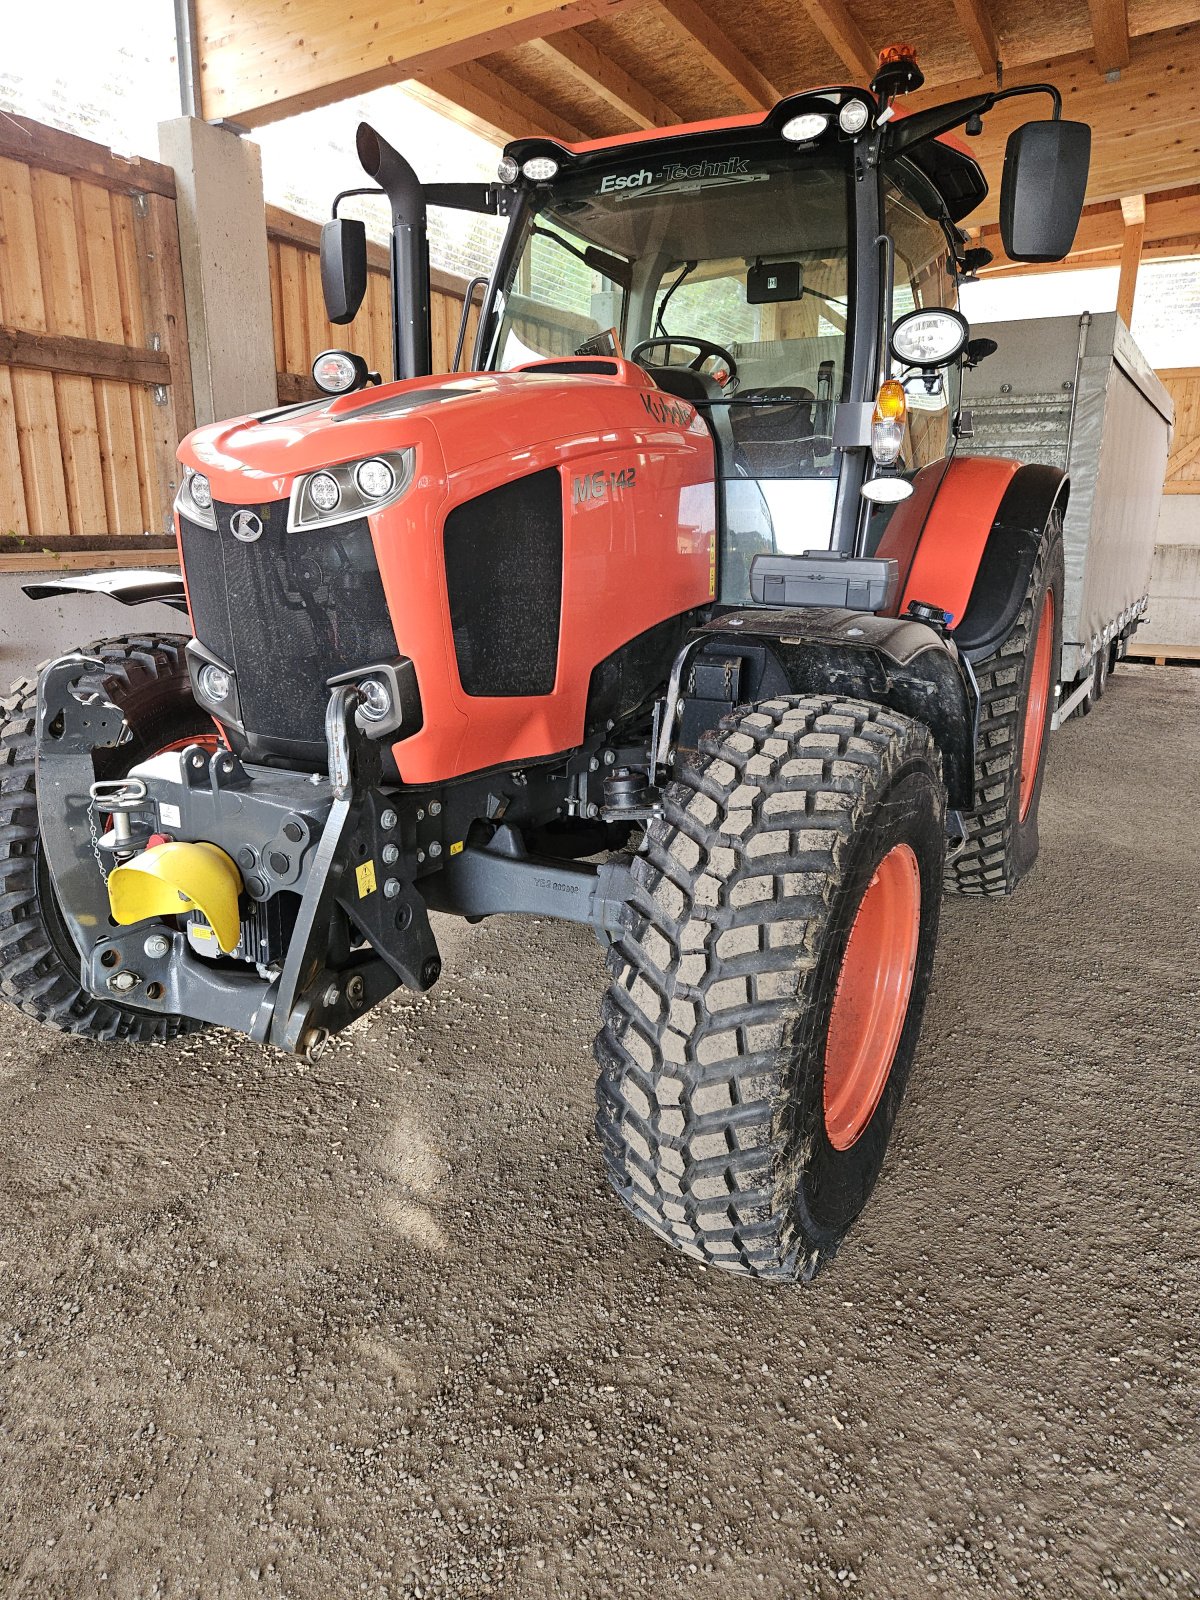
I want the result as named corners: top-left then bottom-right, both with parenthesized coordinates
top-left (320, 218), bottom-right (368, 325)
top-left (999, 120), bottom-right (1091, 263)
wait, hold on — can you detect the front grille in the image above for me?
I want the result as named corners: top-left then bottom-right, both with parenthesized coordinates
top-left (178, 499), bottom-right (399, 747)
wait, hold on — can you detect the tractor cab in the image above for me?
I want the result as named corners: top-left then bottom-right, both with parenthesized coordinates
top-left (478, 102), bottom-right (964, 600)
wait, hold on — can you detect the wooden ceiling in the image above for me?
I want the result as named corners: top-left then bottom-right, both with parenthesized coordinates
top-left (193, 0), bottom-right (1200, 258)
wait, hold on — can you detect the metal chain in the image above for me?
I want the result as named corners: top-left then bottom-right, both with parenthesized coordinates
top-left (86, 802), bottom-right (109, 885)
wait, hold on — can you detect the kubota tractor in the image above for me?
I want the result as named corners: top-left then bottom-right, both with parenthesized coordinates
top-left (0, 51), bottom-right (1092, 1281)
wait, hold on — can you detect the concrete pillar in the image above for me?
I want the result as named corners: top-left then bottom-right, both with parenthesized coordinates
top-left (158, 117), bottom-right (278, 427)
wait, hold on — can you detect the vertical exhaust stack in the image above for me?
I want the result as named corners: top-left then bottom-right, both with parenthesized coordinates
top-left (357, 122), bottom-right (432, 383)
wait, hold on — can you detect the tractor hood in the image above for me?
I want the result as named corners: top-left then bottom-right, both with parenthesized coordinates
top-left (178, 360), bottom-right (707, 503)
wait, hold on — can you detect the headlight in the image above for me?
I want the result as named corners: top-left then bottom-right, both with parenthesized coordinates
top-left (355, 458), bottom-right (395, 499)
top-left (309, 472), bottom-right (342, 512)
top-left (890, 307), bottom-right (970, 369)
top-left (287, 448), bottom-right (416, 532)
top-left (174, 467), bottom-right (217, 530)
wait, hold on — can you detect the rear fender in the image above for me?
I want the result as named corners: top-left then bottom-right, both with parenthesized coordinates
top-left (22, 569), bottom-right (189, 613)
top-left (671, 607), bottom-right (977, 810)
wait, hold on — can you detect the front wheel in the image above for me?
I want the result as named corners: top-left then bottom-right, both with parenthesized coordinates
top-left (0, 635), bottom-right (213, 1042)
top-left (594, 697), bottom-right (946, 1282)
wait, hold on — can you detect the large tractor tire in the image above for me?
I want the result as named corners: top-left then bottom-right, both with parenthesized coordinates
top-left (945, 518), bottom-right (1064, 896)
top-left (0, 635), bottom-right (212, 1043)
top-left (594, 697), bottom-right (945, 1282)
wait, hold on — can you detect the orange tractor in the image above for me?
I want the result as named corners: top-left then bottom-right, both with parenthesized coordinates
top-left (0, 52), bottom-right (1093, 1280)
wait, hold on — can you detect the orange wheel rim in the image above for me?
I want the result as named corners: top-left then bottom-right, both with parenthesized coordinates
top-left (1019, 590), bottom-right (1055, 821)
top-left (152, 732), bottom-right (222, 756)
top-left (823, 843), bottom-right (922, 1151)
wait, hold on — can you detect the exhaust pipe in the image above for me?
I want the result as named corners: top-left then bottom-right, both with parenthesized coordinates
top-left (356, 122), bottom-right (432, 382)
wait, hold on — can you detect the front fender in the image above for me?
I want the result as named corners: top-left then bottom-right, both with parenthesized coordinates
top-left (873, 457), bottom-right (1068, 662)
top-left (673, 607), bottom-right (978, 811)
top-left (22, 568), bottom-right (188, 613)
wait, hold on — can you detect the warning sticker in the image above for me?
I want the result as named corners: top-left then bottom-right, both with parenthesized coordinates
top-left (449, 840), bottom-right (464, 857)
top-left (356, 860), bottom-right (377, 898)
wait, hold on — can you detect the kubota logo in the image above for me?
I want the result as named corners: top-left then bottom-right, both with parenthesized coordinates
top-left (230, 510), bottom-right (263, 543)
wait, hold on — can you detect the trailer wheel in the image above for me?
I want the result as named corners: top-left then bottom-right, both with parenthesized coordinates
top-left (945, 517), bottom-right (1064, 897)
top-left (594, 697), bottom-right (945, 1282)
top-left (0, 635), bottom-right (212, 1043)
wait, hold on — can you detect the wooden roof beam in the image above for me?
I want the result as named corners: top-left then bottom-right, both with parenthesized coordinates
top-left (1116, 192), bottom-right (1145, 324)
top-left (411, 61), bottom-right (590, 147)
top-left (1087, 0), bottom-right (1131, 74)
top-left (531, 32), bottom-right (680, 130)
top-left (797, 0), bottom-right (875, 82)
top-left (654, 0), bottom-right (782, 112)
top-left (948, 0), bottom-right (1000, 79)
top-left (192, 0), bottom-right (636, 127)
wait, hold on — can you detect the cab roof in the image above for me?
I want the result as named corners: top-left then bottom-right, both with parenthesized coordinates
top-left (504, 88), bottom-right (989, 226)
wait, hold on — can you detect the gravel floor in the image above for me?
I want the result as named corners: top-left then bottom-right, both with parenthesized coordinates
top-left (1, 664), bottom-right (1196, 1600)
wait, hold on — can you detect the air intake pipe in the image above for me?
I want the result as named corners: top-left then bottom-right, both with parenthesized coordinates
top-left (356, 122), bottom-right (432, 382)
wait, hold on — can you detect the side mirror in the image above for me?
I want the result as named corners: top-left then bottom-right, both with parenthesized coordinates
top-left (999, 119), bottom-right (1091, 263)
top-left (320, 218), bottom-right (368, 325)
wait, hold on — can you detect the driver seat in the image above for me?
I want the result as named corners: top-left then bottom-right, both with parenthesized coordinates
top-left (728, 386), bottom-right (817, 477)
top-left (644, 365), bottom-right (741, 473)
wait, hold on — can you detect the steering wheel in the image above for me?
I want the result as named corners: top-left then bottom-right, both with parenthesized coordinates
top-left (629, 336), bottom-right (739, 384)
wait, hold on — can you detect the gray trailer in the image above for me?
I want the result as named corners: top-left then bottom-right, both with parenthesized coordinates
top-left (960, 310), bottom-right (1173, 723)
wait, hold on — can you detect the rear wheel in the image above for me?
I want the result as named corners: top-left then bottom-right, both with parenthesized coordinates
top-left (0, 635), bottom-right (213, 1042)
top-left (945, 518), bottom-right (1064, 896)
top-left (594, 696), bottom-right (945, 1282)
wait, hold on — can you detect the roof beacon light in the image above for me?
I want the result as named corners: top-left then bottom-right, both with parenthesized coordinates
top-left (871, 378), bottom-right (907, 467)
top-left (782, 112), bottom-right (829, 143)
top-left (522, 156), bottom-right (560, 182)
top-left (871, 43), bottom-right (925, 104)
top-left (838, 99), bottom-right (870, 135)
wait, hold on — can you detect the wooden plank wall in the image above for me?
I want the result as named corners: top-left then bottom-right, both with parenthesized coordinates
top-left (0, 115), bottom-right (192, 552)
top-left (1160, 368), bottom-right (1200, 494)
top-left (266, 206), bottom-right (481, 400)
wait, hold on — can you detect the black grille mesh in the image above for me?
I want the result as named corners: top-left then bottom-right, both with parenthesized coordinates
top-left (179, 499), bottom-right (399, 746)
top-left (443, 468), bottom-right (563, 697)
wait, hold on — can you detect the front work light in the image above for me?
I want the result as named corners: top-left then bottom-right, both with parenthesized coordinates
top-left (838, 100), bottom-right (870, 134)
top-left (312, 348), bottom-right (370, 394)
top-left (522, 156), bottom-right (559, 182)
top-left (782, 112), bottom-right (829, 142)
top-left (197, 662), bottom-right (232, 704)
top-left (890, 307), bottom-right (970, 369)
top-left (871, 378), bottom-right (907, 466)
top-left (496, 156), bottom-right (520, 184)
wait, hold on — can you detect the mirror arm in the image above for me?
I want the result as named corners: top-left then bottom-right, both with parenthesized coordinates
top-left (889, 82), bottom-right (1063, 156)
top-left (331, 186), bottom-right (384, 218)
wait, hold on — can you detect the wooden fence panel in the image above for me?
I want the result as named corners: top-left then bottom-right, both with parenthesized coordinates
top-left (0, 114), bottom-right (190, 555)
top-left (1161, 369), bottom-right (1200, 494)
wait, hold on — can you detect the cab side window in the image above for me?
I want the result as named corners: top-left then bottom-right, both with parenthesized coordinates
top-left (883, 176), bottom-right (958, 472)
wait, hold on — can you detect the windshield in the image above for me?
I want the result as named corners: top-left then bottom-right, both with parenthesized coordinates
top-left (485, 146), bottom-right (853, 443)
